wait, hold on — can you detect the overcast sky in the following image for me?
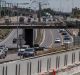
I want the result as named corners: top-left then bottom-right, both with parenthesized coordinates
top-left (5, 0), bottom-right (80, 12)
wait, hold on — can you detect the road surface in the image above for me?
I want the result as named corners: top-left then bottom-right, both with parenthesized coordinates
top-left (40, 29), bottom-right (53, 48)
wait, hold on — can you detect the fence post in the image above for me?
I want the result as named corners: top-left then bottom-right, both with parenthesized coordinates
top-left (15, 64), bottom-right (18, 75)
top-left (2, 66), bottom-right (4, 75)
top-left (5, 66), bottom-right (7, 75)
top-left (18, 64), bottom-right (20, 75)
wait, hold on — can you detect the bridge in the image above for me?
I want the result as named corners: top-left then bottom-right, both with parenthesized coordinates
top-left (0, 21), bottom-right (79, 29)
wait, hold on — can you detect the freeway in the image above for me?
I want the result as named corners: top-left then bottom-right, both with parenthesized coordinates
top-left (40, 29), bottom-right (63, 48)
top-left (40, 29), bottom-right (73, 48)
top-left (0, 52), bottom-right (20, 63)
top-left (51, 29), bottom-right (62, 48)
top-left (40, 29), bottom-right (53, 48)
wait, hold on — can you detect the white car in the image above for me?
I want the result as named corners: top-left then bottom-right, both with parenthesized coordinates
top-left (63, 40), bottom-right (72, 44)
top-left (54, 38), bottom-right (61, 43)
top-left (0, 46), bottom-right (8, 55)
top-left (59, 29), bottom-right (65, 33)
top-left (0, 49), bottom-right (6, 59)
top-left (18, 48), bottom-right (25, 56)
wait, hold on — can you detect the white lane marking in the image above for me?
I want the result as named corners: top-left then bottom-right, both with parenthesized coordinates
top-left (35, 29), bottom-right (38, 40)
top-left (49, 29), bottom-right (54, 47)
top-left (40, 29), bottom-right (46, 46)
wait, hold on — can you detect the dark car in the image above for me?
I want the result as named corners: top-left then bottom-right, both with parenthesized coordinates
top-left (61, 32), bottom-right (67, 35)
top-left (18, 48), bottom-right (25, 56)
top-left (64, 35), bottom-right (69, 38)
top-left (5, 19), bottom-right (10, 24)
top-left (59, 29), bottom-right (65, 33)
top-left (34, 47), bottom-right (44, 51)
top-left (23, 48), bottom-right (35, 58)
top-left (4, 16), bottom-right (11, 24)
top-left (64, 37), bottom-right (70, 40)
top-left (27, 18), bottom-right (31, 23)
top-left (19, 17), bottom-right (24, 23)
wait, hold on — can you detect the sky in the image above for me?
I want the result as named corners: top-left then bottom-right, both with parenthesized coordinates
top-left (5, 0), bottom-right (80, 12)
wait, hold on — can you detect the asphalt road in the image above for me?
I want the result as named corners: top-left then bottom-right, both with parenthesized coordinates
top-left (51, 29), bottom-right (62, 48)
top-left (0, 53), bottom-right (20, 63)
top-left (73, 72), bottom-right (80, 75)
top-left (40, 29), bottom-right (63, 48)
top-left (40, 29), bottom-right (53, 48)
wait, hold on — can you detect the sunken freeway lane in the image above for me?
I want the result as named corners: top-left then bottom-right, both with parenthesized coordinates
top-left (51, 29), bottom-right (62, 48)
top-left (40, 29), bottom-right (63, 48)
top-left (40, 29), bottom-right (53, 48)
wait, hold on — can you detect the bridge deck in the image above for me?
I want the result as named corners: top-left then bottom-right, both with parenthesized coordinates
top-left (0, 24), bottom-right (80, 29)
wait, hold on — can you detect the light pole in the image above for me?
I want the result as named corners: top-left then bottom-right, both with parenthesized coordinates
top-left (16, 3), bottom-right (19, 50)
top-left (3, 1), bottom-right (6, 16)
top-left (16, 2), bottom-right (29, 58)
top-left (38, 2), bottom-right (41, 22)
top-left (60, 0), bottom-right (62, 12)
top-left (1, 1), bottom-right (6, 16)
top-left (72, 0), bottom-right (74, 9)
top-left (0, 0), bottom-right (1, 17)
top-left (73, 32), bottom-right (76, 46)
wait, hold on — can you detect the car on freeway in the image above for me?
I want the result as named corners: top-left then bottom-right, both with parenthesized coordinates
top-left (19, 17), bottom-right (24, 23)
top-left (42, 17), bottom-right (46, 22)
top-left (0, 46), bottom-right (8, 59)
top-left (23, 48), bottom-right (36, 58)
top-left (17, 48), bottom-right (25, 56)
top-left (59, 29), bottom-right (65, 33)
top-left (27, 18), bottom-right (31, 23)
top-left (64, 35), bottom-right (69, 38)
top-left (4, 16), bottom-right (11, 24)
top-left (63, 37), bottom-right (70, 40)
top-left (34, 47), bottom-right (44, 51)
top-left (18, 45), bottom-right (30, 56)
top-left (0, 50), bottom-right (6, 59)
top-left (61, 32), bottom-right (67, 35)
top-left (63, 40), bottom-right (72, 44)
top-left (0, 46), bottom-right (8, 56)
top-left (54, 38), bottom-right (61, 43)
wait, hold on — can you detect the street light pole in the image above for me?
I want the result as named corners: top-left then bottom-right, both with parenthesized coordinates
top-left (38, 2), bottom-right (41, 22)
top-left (0, 0), bottom-right (2, 17)
top-left (17, 3), bottom-right (19, 50)
top-left (72, 0), bottom-right (74, 9)
top-left (4, 1), bottom-right (6, 16)
top-left (60, 0), bottom-right (62, 12)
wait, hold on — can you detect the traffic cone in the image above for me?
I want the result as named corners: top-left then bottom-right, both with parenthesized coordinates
top-left (52, 69), bottom-right (56, 75)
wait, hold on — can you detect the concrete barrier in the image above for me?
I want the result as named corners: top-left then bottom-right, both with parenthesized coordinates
top-left (0, 48), bottom-right (80, 75)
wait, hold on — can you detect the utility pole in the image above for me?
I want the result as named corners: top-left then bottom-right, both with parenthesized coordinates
top-left (0, 0), bottom-right (1, 17)
top-left (4, 1), bottom-right (6, 16)
top-left (17, 3), bottom-right (19, 50)
top-left (38, 2), bottom-right (41, 22)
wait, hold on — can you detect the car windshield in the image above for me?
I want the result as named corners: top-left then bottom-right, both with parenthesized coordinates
top-left (64, 35), bottom-right (69, 37)
top-left (56, 38), bottom-right (60, 40)
top-left (64, 37), bottom-right (70, 40)
top-left (25, 48), bottom-right (34, 52)
top-left (0, 47), bottom-right (3, 49)
top-left (0, 50), bottom-right (1, 52)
